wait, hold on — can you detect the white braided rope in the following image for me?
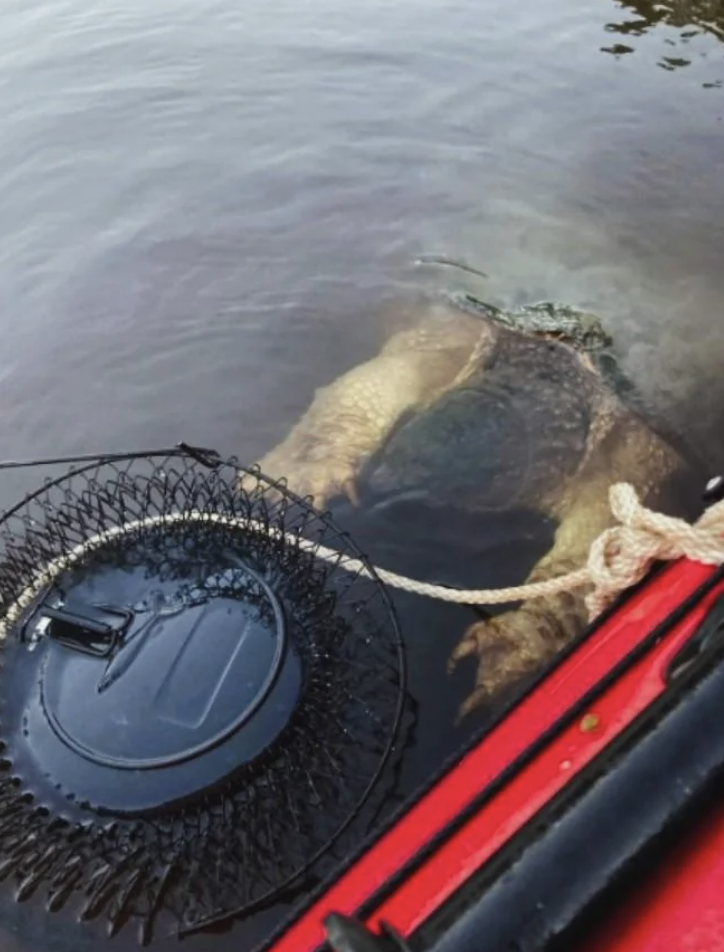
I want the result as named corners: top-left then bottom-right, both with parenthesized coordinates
top-left (2, 481), bottom-right (722, 638)
top-left (584, 482), bottom-right (724, 618)
top-left (368, 482), bottom-right (724, 619)
top-left (0, 511), bottom-right (359, 640)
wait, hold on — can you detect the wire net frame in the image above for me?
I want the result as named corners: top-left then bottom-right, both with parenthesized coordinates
top-left (0, 451), bottom-right (408, 943)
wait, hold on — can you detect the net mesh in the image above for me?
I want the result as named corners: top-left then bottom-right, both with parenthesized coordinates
top-left (0, 453), bottom-right (407, 943)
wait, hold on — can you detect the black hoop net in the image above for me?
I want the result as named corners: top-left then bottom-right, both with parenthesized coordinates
top-left (0, 453), bottom-right (406, 943)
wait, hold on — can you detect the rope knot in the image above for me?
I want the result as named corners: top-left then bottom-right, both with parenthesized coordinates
top-left (585, 482), bottom-right (724, 619)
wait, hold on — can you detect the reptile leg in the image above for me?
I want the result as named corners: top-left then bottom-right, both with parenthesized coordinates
top-left (240, 308), bottom-right (488, 509)
top-left (450, 408), bottom-right (690, 719)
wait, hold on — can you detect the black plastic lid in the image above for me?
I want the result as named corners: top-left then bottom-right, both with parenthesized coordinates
top-left (8, 555), bottom-right (301, 814)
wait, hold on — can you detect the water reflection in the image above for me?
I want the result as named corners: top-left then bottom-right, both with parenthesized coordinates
top-left (603, 0), bottom-right (724, 79)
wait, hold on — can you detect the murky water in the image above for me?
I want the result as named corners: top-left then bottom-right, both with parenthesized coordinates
top-left (1, 0), bottom-right (724, 949)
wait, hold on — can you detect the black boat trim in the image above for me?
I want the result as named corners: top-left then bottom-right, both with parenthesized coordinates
top-left (416, 591), bottom-right (724, 950)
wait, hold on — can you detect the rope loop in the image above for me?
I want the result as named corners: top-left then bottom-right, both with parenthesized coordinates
top-left (584, 483), bottom-right (724, 618)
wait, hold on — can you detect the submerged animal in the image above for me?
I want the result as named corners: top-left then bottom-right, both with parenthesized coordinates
top-left (243, 288), bottom-right (701, 717)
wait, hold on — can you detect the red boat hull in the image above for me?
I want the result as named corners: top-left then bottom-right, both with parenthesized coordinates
top-left (267, 554), bottom-right (724, 952)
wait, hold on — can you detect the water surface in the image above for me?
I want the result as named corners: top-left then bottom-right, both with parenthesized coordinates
top-left (1, 0), bottom-right (724, 948)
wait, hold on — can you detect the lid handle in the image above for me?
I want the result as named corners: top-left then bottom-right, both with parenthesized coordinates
top-left (35, 603), bottom-right (134, 657)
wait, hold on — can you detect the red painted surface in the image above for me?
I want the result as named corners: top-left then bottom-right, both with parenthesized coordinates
top-left (269, 557), bottom-right (724, 952)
